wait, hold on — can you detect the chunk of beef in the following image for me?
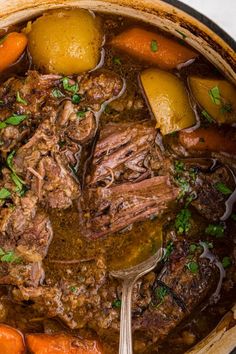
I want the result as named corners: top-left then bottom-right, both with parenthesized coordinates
top-left (31, 156), bottom-right (80, 209)
top-left (78, 70), bottom-right (124, 111)
top-left (82, 176), bottom-right (179, 238)
top-left (87, 121), bottom-right (161, 186)
top-left (133, 242), bottom-right (220, 344)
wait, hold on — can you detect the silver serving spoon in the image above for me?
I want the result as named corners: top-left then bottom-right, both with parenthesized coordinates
top-left (110, 246), bottom-right (163, 354)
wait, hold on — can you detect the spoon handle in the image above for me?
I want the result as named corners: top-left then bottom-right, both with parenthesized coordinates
top-left (119, 278), bottom-right (135, 354)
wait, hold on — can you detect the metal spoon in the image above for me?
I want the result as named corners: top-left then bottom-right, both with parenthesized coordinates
top-left (110, 247), bottom-right (163, 354)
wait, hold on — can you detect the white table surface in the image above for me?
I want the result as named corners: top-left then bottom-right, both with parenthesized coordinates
top-left (180, 0), bottom-right (236, 40)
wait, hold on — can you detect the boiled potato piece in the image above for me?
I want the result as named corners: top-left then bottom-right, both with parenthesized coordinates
top-left (140, 69), bottom-right (196, 135)
top-left (189, 76), bottom-right (236, 124)
top-left (28, 9), bottom-right (103, 74)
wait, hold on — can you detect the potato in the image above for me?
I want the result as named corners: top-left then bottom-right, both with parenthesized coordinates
top-left (28, 9), bottom-right (103, 75)
top-left (140, 69), bottom-right (196, 135)
top-left (189, 76), bottom-right (236, 124)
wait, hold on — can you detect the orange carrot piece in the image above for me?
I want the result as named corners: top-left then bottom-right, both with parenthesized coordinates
top-left (0, 324), bottom-right (25, 354)
top-left (111, 27), bottom-right (197, 69)
top-left (26, 333), bottom-right (103, 354)
top-left (0, 32), bottom-right (28, 72)
top-left (179, 127), bottom-right (236, 155)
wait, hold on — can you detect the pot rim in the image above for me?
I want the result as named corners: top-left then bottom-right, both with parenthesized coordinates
top-left (163, 0), bottom-right (236, 52)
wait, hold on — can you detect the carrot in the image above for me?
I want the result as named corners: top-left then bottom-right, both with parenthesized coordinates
top-left (0, 324), bottom-right (25, 354)
top-left (111, 27), bottom-right (197, 69)
top-left (179, 127), bottom-right (236, 155)
top-left (0, 32), bottom-right (28, 72)
top-left (26, 333), bottom-right (103, 354)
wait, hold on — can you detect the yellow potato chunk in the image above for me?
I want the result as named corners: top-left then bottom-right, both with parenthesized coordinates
top-left (28, 9), bottom-right (103, 74)
top-left (189, 76), bottom-right (236, 124)
top-left (140, 68), bottom-right (196, 135)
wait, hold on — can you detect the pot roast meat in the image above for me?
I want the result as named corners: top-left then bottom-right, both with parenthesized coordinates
top-left (82, 176), bottom-right (179, 238)
top-left (133, 241), bottom-right (220, 344)
top-left (87, 121), bottom-right (160, 186)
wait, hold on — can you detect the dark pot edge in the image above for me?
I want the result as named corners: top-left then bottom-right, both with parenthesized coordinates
top-left (162, 0), bottom-right (236, 52)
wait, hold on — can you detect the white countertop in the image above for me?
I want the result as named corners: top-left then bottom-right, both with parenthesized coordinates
top-left (180, 0), bottom-right (236, 40)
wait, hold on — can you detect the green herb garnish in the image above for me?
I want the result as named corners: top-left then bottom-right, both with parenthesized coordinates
top-left (0, 114), bottom-right (27, 129)
top-left (175, 29), bottom-right (187, 39)
top-left (16, 92), bottom-right (27, 105)
top-left (221, 256), bottom-right (231, 269)
top-left (61, 77), bottom-right (78, 94)
top-left (52, 88), bottom-right (65, 98)
top-left (186, 261), bottom-right (199, 273)
top-left (205, 224), bottom-right (224, 238)
top-left (151, 39), bottom-right (158, 52)
top-left (7, 150), bottom-right (26, 196)
top-left (220, 103), bottom-right (233, 114)
top-left (175, 208), bottom-right (191, 234)
top-left (202, 110), bottom-right (214, 123)
top-left (189, 244), bottom-right (197, 253)
top-left (209, 86), bottom-right (221, 105)
top-left (72, 94), bottom-right (81, 104)
top-left (112, 299), bottom-right (121, 308)
top-left (163, 241), bottom-right (174, 261)
top-left (0, 248), bottom-right (21, 263)
top-left (76, 110), bottom-right (87, 119)
top-left (215, 182), bottom-right (232, 195)
top-left (113, 56), bottom-right (122, 65)
top-left (174, 160), bottom-right (185, 173)
top-left (175, 177), bottom-right (190, 198)
top-left (155, 286), bottom-right (168, 307)
top-left (70, 286), bottom-right (77, 293)
top-left (0, 187), bottom-right (11, 200)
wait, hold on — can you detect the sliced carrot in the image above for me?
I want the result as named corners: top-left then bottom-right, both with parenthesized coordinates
top-left (111, 27), bottom-right (197, 69)
top-left (0, 32), bottom-right (28, 72)
top-left (0, 324), bottom-right (25, 354)
top-left (179, 127), bottom-right (236, 155)
top-left (26, 333), bottom-right (103, 354)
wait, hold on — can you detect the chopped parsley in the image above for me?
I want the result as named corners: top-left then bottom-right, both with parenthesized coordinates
top-left (77, 110), bottom-right (87, 119)
top-left (163, 241), bottom-right (174, 261)
top-left (215, 182), bottom-right (232, 195)
top-left (189, 244), bottom-right (197, 253)
top-left (61, 77), bottom-right (78, 94)
top-left (52, 88), bottom-right (65, 98)
top-left (112, 299), bottom-right (121, 308)
top-left (16, 92), bottom-right (27, 105)
top-left (205, 224), bottom-right (224, 238)
top-left (186, 261), bottom-right (199, 273)
top-left (202, 110), bottom-right (214, 123)
top-left (175, 177), bottom-right (190, 198)
top-left (7, 150), bottom-right (26, 196)
top-left (155, 286), bottom-right (168, 307)
top-left (0, 248), bottom-right (21, 263)
top-left (220, 103), bottom-right (233, 114)
top-left (72, 94), bottom-right (81, 104)
top-left (113, 56), bottom-right (122, 65)
top-left (209, 86), bottom-right (221, 105)
top-left (0, 114), bottom-right (28, 129)
top-left (175, 29), bottom-right (187, 39)
top-left (175, 208), bottom-right (191, 234)
top-left (0, 187), bottom-right (11, 200)
top-left (174, 160), bottom-right (185, 173)
top-left (70, 286), bottom-right (77, 293)
top-left (221, 256), bottom-right (231, 269)
top-left (150, 39), bottom-right (158, 52)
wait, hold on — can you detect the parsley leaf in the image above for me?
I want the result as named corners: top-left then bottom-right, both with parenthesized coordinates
top-left (113, 56), bottom-right (122, 65)
top-left (0, 114), bottom-right (27, 129)
top-left (202, 110), bottom-right (214, 123)
top-left (151, 40), bottom-right (158, 52)
top-left (0, 248), bottom-right (21, 263)
top-left (163, 241), bottom-right (174, 261)
top-left (174, 160), bottom-right (185, 173)
top-left (16, 92), bottom-right (27, 105)
top-left (112, 299), bottom-right (121, 308)
top-left (220, 103), bottom-right (233, 114)
top-left (52, 88), bottom-right (65, 98)
top-left (186, 261), bottom-right (199, 273)
top-left (72, 94), bottom-right (81, 104)
top-left (215, 182), bottom-right (232, 195)
top-left (205, 224), bottom-right (224, 238)
top-left (221, 256), bottom-right (231, 269)
top-left (7, 151), bottom-right (26, 196)
top-left (70, 286), bottom-right (77, 293)
top-left (209, 86), bottom-right (221, 105)
top-left (155, 286), bottom-right (168, 307)
top-left (175, 208), bottom-right (191, 234)
top-left (0, 187), bottom-right (11, 199)
top-left (61, 77), bottom-right (78, 94)
top-left (77, 110), bottom-right (87, 119)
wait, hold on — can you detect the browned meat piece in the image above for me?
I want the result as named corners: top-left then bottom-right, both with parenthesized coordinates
top-left (87, 121), bottom-right (161, 186)
top-left (31, 156), bottom-right (80, 209)
top-left (78, 70), bottom-right (124, 111)
top-left (82, 176), bottom-right (179, 238)
top-left (133, 242), bottom-right (220, 344)
top-left (57, 100), bottom-right (96, 144)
